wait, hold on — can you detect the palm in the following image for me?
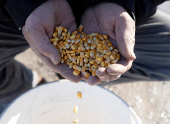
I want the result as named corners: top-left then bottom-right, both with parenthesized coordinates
top-left (81, 3), bottom-right (135, 84)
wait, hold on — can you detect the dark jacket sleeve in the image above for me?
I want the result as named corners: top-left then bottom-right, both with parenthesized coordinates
top-left (68, 0), bottom-right (167, 25)
top-left (136, 0), bottom-right (166, 25)
top-left (67, 0), bottom-right (135, 25)
top-left (4, 0), bottom-right (47, 28)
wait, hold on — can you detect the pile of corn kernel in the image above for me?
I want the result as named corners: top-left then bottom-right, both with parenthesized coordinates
top-left (50, 25), bottom-right (120, 78)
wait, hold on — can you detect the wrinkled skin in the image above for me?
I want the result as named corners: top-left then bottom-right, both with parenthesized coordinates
top-left (22, 0), bottom-right (81, 82)
top-left (81, 3), bottom-right (136, 85)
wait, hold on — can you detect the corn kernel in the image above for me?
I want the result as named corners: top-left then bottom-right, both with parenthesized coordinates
top-left (74, 106), bottom-right (78, 113)
top-left (73, 70), bottom-right (80, 76)
top-left (81, 66), bottom-right (86, 72)
top-left (70, 34), bottom-right (76, 39)
top-left (78, 24), bottom-right (83, 32)
top-left (103, 34), bottom-right (108, 40)
top-left (72, 119), bottom-right (78, 123)
top-left (77, 91), bottom-right (82, 98)
top-left (82, 71), bottom-right (90, 78)
top-left (72, 31), bottom-right (78, 35)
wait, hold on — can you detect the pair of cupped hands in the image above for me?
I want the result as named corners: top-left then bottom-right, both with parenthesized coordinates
top-left (22, 0), bottom-right (135, 85)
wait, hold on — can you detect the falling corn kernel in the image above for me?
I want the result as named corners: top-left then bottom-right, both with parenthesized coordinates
top-left (77, 91), bottom-right (82, 99)
top-left (74, 106), bottom-right (78, 113)
top-left (72, 119), bottom-right (78, 123)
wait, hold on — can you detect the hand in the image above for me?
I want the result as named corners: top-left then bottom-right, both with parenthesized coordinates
top-left (81, 3), bottom-right (136, 85)
top-left (22, 0), bottom-right (81, 82)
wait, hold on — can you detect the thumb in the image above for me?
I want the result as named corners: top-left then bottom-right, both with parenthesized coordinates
top-left (23, 24), bottom-right (61, 65)
top-left (115, 14), bottom-right (136, 60)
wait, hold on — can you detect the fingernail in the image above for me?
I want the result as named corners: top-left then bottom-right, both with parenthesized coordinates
top-left (109, 72), bottom-right (119, 75)
top-left (50, 56), bottom-right (58, 65)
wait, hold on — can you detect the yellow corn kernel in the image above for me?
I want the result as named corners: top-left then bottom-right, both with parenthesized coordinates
top-left (111, 60), bottom-right (118, 64)
top-left (70, 34), bottom-right (76, 39)
top-left (116, 54), bottom-right (120, 60)
top-left (78, 24), bottom-right (83, 32)
top-left (73, 70), bottom-right (80, 76)
top-left (80, 58), bottom-right (83, 66)
top-left (61, 32), bottom-right (66, 37)
top-left (77, 56), bottom-right (80, 65)
top-left (64, 56), bottom-right (67, 60)
top-left (100, 61), bottom-right (105, 67)
top-left (110, 54), bottom-right (116, 60)
top-left (61, 58), bottom-right (64, 63)
top-left (91, 43), bottom-right (96, 50)
top-left (87, 38), bottom-right (92, 43)
top-left (82, 66), bottom-right (86, 72)
top-left (96, 56), bottom-right (103, 62)
top-left (91, 33), bottom-right (99, 37)
top-left (84, 57), bottom-right (88, 63)
top-left (67, 54), bottom-right (72, 60)
top-left (82, 36), bottom-right (87, 41)
top-left (72, 56), bottom-right (77, 62)
top-left (70, 50), bottom-right (77, 54)
top-left (52, 32), bottom-right (58, 38)
top-left (69, 62), bottom-right (73, 68)
top-left (50, 37), bottom-right (59, 42)
top-left (89, 59), bottom-right (95, 64)
top-left (63, 28), bottom-right (67, 33)
top-left (67, 32), bottom-right (70, 38)
top-left (72, 119), bottom-right (78, 123)
top-left (93, 62), bottom-right (98, 69)
top-left (72, 31), bottom-right (78, 35)
top-left (82, 71), bottom-right (90, 78)
top-left (78, 47), bottom-right (85, 51)
top-left (59, 42), bottom-right (66, 49)
top-left (71, 45), bottom-right (76, 50)
top-left (93, 37), bottom-right (100, 42)
top-left (76, 34), bottom-right (81, 39)
top-left (58, 26), bottom-right (63, 35)
top-left (73, 65), bottom-right (82, 71)
top-left (55, 26), bottom-right (58, 32)
top-left (80, 52), bottom-right (85, 58)
top-left (63, 42), bottom-right (69, 49)
top-left (96, 44), bottom-right (102, 52)
top-left (62, 49), bottom-right (66, 55)
top-left (98, 34), bottom-right (104, 40)
top-left (92, 69), bottom-right (96, 76)
top-left (112, 51), bottom-right (117, 55)
top-left (81, 32), bottom-right (86, 36)
top-left (85, 51), bottom-right (90, 58)
top-left (114, 49), bottom-right (119, 53)
top-left (103, 34), bottom-right (108, 40)
top-left (106, 50), bottom-right (112, 55)
top-left (107, 41), bottom-right (112, 47)
top-left (77, 91), bottom-right (82, 98)
top-left (90, 50), bottom-right (94, 57)
top-left (74, 106), bottom-right (78, 113)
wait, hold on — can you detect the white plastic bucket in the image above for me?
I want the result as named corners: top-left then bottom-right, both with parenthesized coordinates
top-left (0, 80), bottom-right (141, 124)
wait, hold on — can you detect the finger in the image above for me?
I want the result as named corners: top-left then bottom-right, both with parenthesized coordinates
top-left (31, 45), bottom-right (81, 83)
top-left (87, 76), bottom-right (101, 86)
top-left (115, 13), bottom-right (136, 60)
top-left (23, 23), bottom-right (61, 65)
top-left (107, 59), bottom-right (133, 75)
top-left (96, 68), bottom-right (121, 82)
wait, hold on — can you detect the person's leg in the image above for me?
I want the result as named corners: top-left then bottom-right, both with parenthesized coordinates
top-left (0, 20), bottom-right (33, 114)
top-left (100, 10), bottom-right (170, 85)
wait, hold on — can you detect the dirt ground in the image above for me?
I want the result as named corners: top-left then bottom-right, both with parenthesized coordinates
top-left (14, 2), bottom-right (170, 124)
